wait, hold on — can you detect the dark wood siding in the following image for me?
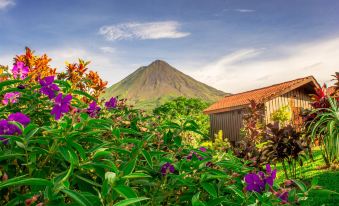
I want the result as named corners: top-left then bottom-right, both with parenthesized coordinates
top-left (209, 109), bottom-right (243, 144)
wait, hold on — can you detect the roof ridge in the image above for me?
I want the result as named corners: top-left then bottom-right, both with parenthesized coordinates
top-left (204, 75), bottom-right (318, 114)
top-left (227, 76), bottom-right (313, 97)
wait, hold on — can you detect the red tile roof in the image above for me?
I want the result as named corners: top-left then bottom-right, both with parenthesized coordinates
top-left (204, 76), bottom-right (319, 114)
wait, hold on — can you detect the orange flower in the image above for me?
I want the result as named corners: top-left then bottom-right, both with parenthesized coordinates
top-left (15, 47), bottom-right (56, 81)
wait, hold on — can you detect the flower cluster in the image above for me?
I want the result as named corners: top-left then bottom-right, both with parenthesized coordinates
top-left (14, 47), bottom-right (56, 81)
top-left (87, 101), bottom-right (101, 118)
top-left (105, 97), bottom-right (117, 109)
top-left (161, 162), bottom-right (175, 176)
top-left (244, 164), bottom-right (289, 203)
top-left (2, 92), bottom-right (21, 105)
top-left (0, 113), bottom-right (30, 144)
top-left (51, 93), bottom-right (72, 120)
top-left (12, 61), bottom-right (29, 80)
top-left (244, 164), bottom-right (277, 193)
top-left (39, 76), bottom-right (60, 99)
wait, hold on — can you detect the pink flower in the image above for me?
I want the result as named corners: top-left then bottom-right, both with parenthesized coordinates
top-left (12, 61), bottom-right (29, 79)
top-left (2, 92), bottom-right (21, 105)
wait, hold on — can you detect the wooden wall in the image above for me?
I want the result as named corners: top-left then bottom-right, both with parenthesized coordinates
top-left (209, 109), bottom-right (243, 144)
top-left (209, 87), bottom-right (313, 143)
top-left (264, 88), bottom-right (312, 124)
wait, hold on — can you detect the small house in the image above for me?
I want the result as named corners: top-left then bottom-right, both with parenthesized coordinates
top-left (204, 76), bottom-right (320, 144)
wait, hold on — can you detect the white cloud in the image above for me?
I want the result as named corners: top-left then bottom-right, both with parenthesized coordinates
top-left (188, 37), bottom-right (339, 93)
top-left (234, 9), bottom-right (256, 13)
top-left (99, 21), bottom-right (190, 41)
top-left (0, 54), bottom-right (13, 67)
top-left (0, 0), bottom-right (15, 10)
top-left (100, 46), bottom-right (116, 54)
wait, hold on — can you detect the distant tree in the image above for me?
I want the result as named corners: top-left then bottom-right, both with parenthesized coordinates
top-left (153, 97), bottom-right (209, 118)
top-left (153, 97), bottom-right (210, 146)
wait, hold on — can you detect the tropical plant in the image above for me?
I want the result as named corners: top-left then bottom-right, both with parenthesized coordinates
top-left (260, 123), bottom-right (308, 179)
top-left (234, 100), bottom-right (265, 167)
top-left (309, 96), bottom-right (339, 166)
top-left (241, 100), bottom-right (265, 144)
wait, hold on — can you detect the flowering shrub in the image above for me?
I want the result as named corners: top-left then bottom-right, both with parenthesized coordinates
top-left (244, 164), bottom-right (317, 205)
top-left (0, 48), bottom-right (314, 205)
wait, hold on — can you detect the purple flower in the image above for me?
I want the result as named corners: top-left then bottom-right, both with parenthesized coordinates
top-left (244, 164), bottom-right (277, 193)
top-left (12, 61), bottom-right (29, 79)
top-left (2, 92), bottom-right (21, 105)
top-left (278, 191), bottom-right (289, 203)
top-left (244, 173), bottom-right (265, 193)
top-left (199, 147), bottom-right (207, 152)
top-left (265, 164), bottom-right (277, 187)
top-left (51, 93), bottom-right (72, 120)
top-left (161, 162), bottom-right (175, 176)
top-left (87, 101), bottom-right (101, 118)
top-left (105, 97), bottom-right (117, 109)
top-left (0, 120), bottom-right (10, 144)
top-left (0, 113), bottom-right (30, 145)
top-left (7, 112), bottom-right (30, 127)
top-left (39, 76), bottom-right (60, 99)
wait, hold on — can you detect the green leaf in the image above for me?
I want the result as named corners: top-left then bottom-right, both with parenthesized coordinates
top-left (226, 186), bottom-right (244, 199)
top-left (68, 141), bottom-right (88, 161)
top-left (93, 151), bottom-right (113, 160)
top-left (113, 185), bottom-right (137, 198)
top-left (311, 177), bottom-right (319, 187)
top-left (192, 192), bottom-right (206, 206)
top-left (0, 79), bottom-right (22, 90)
top-left (201, 182), bottom-right (217, 197)
top-left (291, 179), bottom-right (307, 193)
top-left (62, 189), bottom-right (94, 206)
top-left (54, 80), bottom-right (71, 90)
top-left (122, 159), bottom-right (137, 175)
top-left (113, 197), bottom-right (149, 206)
top-left (23, 124), bottom-right (39, 138)
top-left (72, 89), bottom-right (96, 101)
top-left (122, 173), bottom-right (151, 179)
top-left (141, 150), bottom-right (153, 168)
top-left (75, 175), bottom-right (102, 187)
top-left (0, 176), bottom-right (52, 189)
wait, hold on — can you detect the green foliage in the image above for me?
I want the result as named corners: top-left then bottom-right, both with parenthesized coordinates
top-left (201, 130), bottom-right (231, 152)
top-left (153, 97), bottom-right (210, 147)
top-left (309, 96), bottom-right (339, 166)
top-left (271, 105), bottom-right (292, 126)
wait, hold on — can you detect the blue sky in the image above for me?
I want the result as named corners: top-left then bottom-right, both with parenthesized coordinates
top-left (0, 0), bottom-right (338, 92)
